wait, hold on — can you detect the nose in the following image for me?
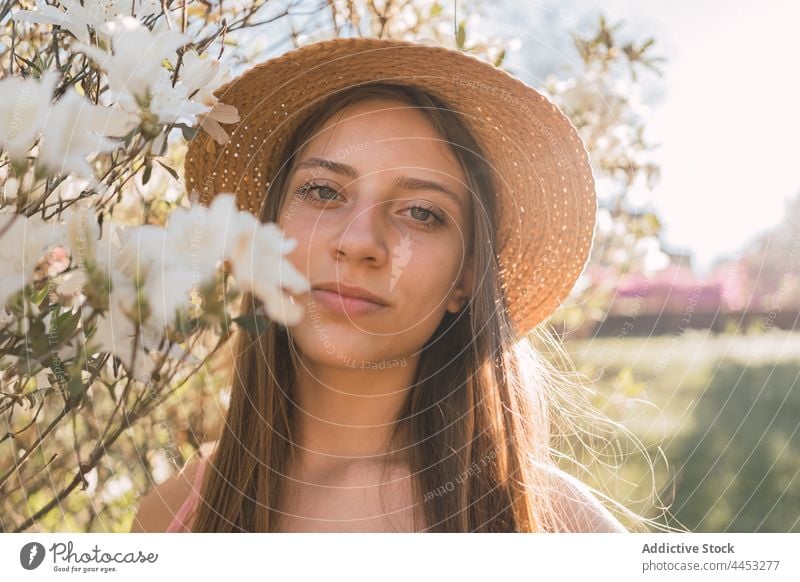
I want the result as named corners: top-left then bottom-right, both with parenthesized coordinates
top-left (330, 201), bottom-right (390, 267)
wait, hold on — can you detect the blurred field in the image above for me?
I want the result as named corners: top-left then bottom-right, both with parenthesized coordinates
top-left (564, 329), bottom-right (800, 532)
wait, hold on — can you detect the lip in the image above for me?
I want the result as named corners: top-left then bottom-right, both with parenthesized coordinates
top-left (311, 282), bottom-right (389, 317)
top-left (312, 282), bottom-right (389, 306)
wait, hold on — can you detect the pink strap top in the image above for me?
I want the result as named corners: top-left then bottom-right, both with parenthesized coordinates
top-left (166, 457), bottom-right (209, 533)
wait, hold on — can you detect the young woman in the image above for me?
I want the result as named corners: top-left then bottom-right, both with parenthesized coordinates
top-left (131, 37), bottom-right (640, 533)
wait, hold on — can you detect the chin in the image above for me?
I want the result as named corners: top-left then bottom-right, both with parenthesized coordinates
top-left (288, 322), bottom-right (381, 366)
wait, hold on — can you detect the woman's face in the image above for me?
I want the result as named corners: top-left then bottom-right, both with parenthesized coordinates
top-left (277, 97), bottom-right (474, 368)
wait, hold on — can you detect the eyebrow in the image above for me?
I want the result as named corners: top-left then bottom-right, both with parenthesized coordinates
top-left (294, 157), bottom-right (464, 210)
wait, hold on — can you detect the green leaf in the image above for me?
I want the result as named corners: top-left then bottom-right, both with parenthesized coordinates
top-left (35, 51), bottom-right (48, 75)
top-left (54, 309), bottom-right (82, 345)
top-left (67, 374), bottom-right (86, 405)
top-left (13, 51), bottom-right (40, 73)
top-left (173, 309), bottom-right (201, 337)
top-left (456, 21), bottom-right (466, 50)
top-left (493, 49), bottom-right (506, 67)
top-left (11, 157), bottom-right (29, 180)
top-left (122, 126), bottom-right (138, 148)
top-left (232, 312), bottom-right (270, 336)
top-left (30, 283), bottom-right (50, 305)
top-left (156, 159), bottom-right (180, 181)
top-left (181, 125), bottom-right (198, 141)
top-left (28, 318), bottom-right (49, 358)
top-left (142, 158), bottom-right (153, 185)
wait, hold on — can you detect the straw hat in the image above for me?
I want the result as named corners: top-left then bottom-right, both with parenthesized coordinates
top-left (184, 36), bottom-right (597, 338)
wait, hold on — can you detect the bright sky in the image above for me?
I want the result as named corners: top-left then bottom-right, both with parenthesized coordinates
top-left (486, 0), bottom-right (800, 276)
top-left (253, 1), bottom-right (799, 277)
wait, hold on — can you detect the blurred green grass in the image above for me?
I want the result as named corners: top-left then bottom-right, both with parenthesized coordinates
top-left (564, 329), bottom-right (800, 532)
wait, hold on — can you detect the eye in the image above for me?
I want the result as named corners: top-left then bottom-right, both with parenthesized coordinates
top-left (404, 205), bottom-right (447, 230)
top-left (294, 181), bottom-right (340, 203)
top-left (294, 181), bottom-right (448, 231)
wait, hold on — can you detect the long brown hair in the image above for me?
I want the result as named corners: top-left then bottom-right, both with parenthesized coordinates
top-left (191, 82), bottom-right (650, 532)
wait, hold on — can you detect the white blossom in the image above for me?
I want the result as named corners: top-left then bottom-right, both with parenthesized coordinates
top-left (0, 213), bottom-right (65, 307)
top-left (165, 192), bottom-right (310, 327)
top-left (0, 71), bottom-right (59, 165)
top-left (146, 68), bottom-right (209, 126)
top-left (12, 0), bottom-right (107, 45)
top-left (61, 201), bottom-right (101, 266)
top-left (55, 269), bottom-right (87, 296)
top-left (38, 87), bottom-right (136, 179)
top-left (163, 193), bottom-right (232, 283)
top-left (51, 175), bottom-right (94, 203)
top-left (219, 198), bottom-right (310, 326)
top-left (178, 50), bottom-right (240, 144)
top-left (3, 176), bottom-right (20, 202)
top-left (198, 101), bottom-right (241, 145)
top-left (0, 192), bottom-right (310, 378)
top-left (72, 16), bottom-right (188, 113)
top-left (82, 229), bottom-right (175, 379)
top-left (114, 224), bottom-right (182, 327)
top-left (178, 50), bottom-right (231, 100)
top-left (12, 0), bottom-right (161, 45)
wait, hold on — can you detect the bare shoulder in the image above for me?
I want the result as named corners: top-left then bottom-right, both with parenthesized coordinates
top-left (129, 458), bottom-right (205, 533)
top-left (544, 464), bottom-right (628, 533)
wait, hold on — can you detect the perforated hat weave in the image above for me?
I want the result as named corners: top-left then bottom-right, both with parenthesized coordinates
top-left (184, 36), bottom-right (597, 337)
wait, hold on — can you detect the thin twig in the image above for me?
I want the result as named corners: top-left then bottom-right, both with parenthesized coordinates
top-left (2, 452), bottom-right (59, 498)
top-left (0, 402), bottom-right (74, 489)
top-left (0, 397), bottom-right (46, 445)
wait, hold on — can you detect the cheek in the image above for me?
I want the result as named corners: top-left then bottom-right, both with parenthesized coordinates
top-left (395, 248), bottom-right (462, 313)
top-left (277, 190), bottom-right (319, 246)
top-left (279, 192), bottom-right (335, 238)
top-left (277, 211), bottom-right (318, 266)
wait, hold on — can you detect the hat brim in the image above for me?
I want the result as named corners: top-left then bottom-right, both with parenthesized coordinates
top-left (184, 36), bottom-right (597, 337)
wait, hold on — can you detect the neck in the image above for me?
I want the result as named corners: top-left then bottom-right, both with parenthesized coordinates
top-left (290, 352), bottom-right (419, 470)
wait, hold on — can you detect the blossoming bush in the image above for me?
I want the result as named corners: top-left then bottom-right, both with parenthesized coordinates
top-left (0, 1), bottom-right (312, 532)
